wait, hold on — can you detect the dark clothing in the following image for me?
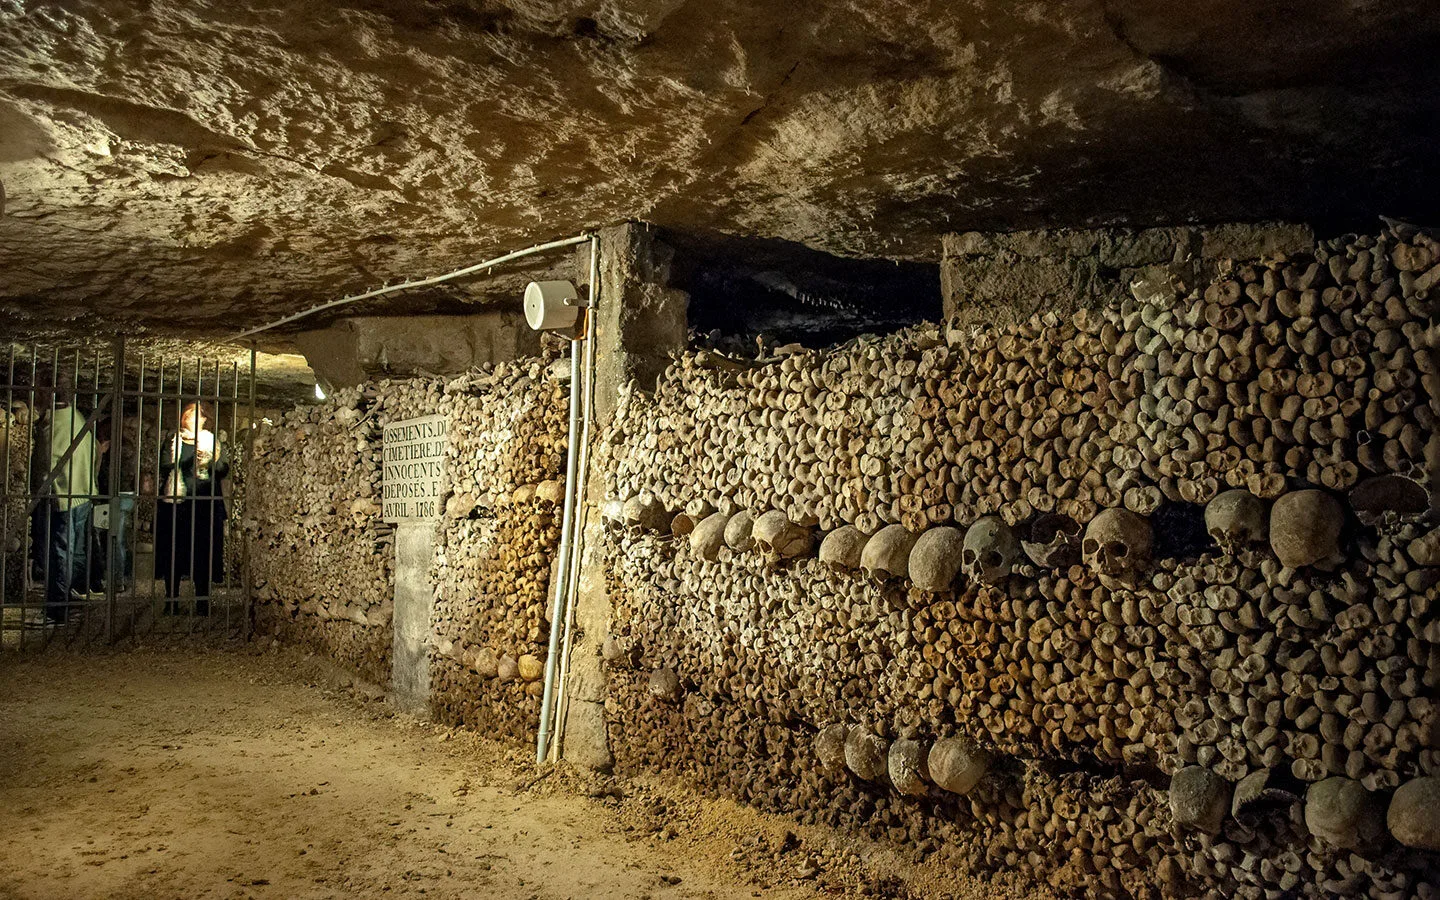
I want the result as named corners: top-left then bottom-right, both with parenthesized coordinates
top-left (90, 494), bottom-right (136, 592)
top-left (45, 501), bottom-right (90, 623)
top-left (157, 434), bottom-right (229, 609)
top-left (90, 445), bottom-right (138, 591)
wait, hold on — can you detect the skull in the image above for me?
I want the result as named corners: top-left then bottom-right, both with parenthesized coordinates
top-left (689, 512), bottom-right (731, 561)
top-left (751, 510), bottom-right (815, 560)
top-left (647, 667), bottom-right (681, 702)
top-left (961, 516), bottom-right (1019, 585)
top-left (1205, 490), bottom-right (1268, 554)
top-left (1020, 513), bottom-right (1082, 568)
top-left (909, 526), bottom-right (965, 592)
top-left (859, 524), bottom-right (917, 580)
top-left (1349, 474), bottom-right (1427, 525)
top-left (887, 739), bottom-right (931, 797)
top-left (843, 727), bottom-right (889, 781)
top-left (1082, 508), bottom-right (1152, 578)
top-left (1269, 490), bottom-right (1343, 568)
top-left (723, 510), bottom-right (756, 552)
top-left (819, 525), bottom-right (869, 571)
top-left (814, 724), bottom-right (849, 774)
top-left (623, 493), bottom-right (672, 532)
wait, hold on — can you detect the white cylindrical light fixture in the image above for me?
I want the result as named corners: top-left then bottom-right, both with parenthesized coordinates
top-left (524, 280), bottom-right (581, 332)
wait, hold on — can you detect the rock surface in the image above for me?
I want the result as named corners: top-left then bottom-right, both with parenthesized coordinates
top-left (3, 0), bottom-right (1439, 336)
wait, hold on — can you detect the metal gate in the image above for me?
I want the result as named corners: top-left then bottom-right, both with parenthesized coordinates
top-left (1, 339), bottom-right (256, 649)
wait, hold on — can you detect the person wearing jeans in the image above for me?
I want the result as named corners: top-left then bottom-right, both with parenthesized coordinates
top-left (46, 499), bottom-right (91, 623)
top-left (36, 382), bottom-right (98, 625)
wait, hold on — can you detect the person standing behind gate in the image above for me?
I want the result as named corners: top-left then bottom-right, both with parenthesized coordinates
top-left (157, 402), bottom-right (228, 616)
top-left (33, 373), bottom-right (99, 626)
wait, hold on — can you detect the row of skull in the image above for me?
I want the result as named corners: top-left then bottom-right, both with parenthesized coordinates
top-left (614, 487), bottom-right (1352, 588)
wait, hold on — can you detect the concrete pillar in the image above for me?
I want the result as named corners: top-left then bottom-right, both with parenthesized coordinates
top-left (391, 521), bottom-right (436, 716)
top-left (561, 222), bottom-right (687, 770)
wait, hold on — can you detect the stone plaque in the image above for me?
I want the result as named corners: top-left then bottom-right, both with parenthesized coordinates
top-left (382, 414), bottom-right (448, 521)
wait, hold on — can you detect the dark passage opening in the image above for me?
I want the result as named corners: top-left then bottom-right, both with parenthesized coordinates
top-left (662, 230), bottom-right (941, 353)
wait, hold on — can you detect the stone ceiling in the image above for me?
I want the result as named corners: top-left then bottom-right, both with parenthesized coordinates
top-left (1, 0), bottom-right (1438, 341)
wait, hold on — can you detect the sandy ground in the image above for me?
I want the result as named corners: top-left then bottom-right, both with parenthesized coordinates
top-left (0, 645), bottom-right (1047, 900)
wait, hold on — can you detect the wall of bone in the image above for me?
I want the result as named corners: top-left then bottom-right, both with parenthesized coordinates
top-left (597, 224), bottom-right (1440, 899)
top-left (247, 355), bottom-right (569, 725)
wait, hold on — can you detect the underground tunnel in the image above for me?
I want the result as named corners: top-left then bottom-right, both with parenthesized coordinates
top-left (2, 1), bottom-right (1440, 898)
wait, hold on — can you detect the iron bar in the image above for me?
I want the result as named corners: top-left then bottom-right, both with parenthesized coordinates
top-left (242, 344), bottom-right (256, 630)
top-left (105, 338), bottom-right (123, 642)
top-left (1, 345), bottom-right (13, 643)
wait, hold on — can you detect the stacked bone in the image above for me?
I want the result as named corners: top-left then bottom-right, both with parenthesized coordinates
top-left (247, 380), bottom-right (434, 683)
top-left (599, 225), bottom-right (1440, 898)
top-left (0, 401), bottom-right (31, 598)
top-left (428, 360), bottom-right (568, 738)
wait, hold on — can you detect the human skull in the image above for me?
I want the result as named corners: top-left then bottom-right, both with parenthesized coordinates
top-left (844, 727), bottom-right (889, 781)
top-left (647, 667), bottom-right (681, 702)
top-left (689, 512), bottom-right (730, 561)
top-left (751, 510), bottom-right (815, 559)
top-left (724, 510), bottom-right (756, 552)
top-left (814, 724), bottom-right (849, 774)
top-left (1082, 508), bottom-right (1152, 578)
top-left (1021, 513), bottom-right (1082, 568)
top-left (1269, 490), bottom-right (1343, 568)
top-left (927, 736), bottom-right (991, 796)
top-left (888, 739), bottom-right (930, 797)
top-left (909, 526), bottom-right (965, 592)
top-left (859, 524), bottom-right (917, 580)
top-left (1349, 474), bottom-right (1427, 524)
top-left (1205, 490), bottom-right (1268, 554)
top-left (961, 516), bottom-right (1019, 585)
top-left (819, 526), bottom-right (869, 571)
top-left (623, 494), bottom-right (672, 532)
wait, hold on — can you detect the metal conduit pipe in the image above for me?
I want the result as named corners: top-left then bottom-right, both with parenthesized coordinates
top-left (536, 235), bottom-right (600, 764)
top-left (548, 234), bottom-right (601, 761)
top-left (232, 233), bottom-right (594, 340)
top-left (535, 333), bottom-right (584, 763)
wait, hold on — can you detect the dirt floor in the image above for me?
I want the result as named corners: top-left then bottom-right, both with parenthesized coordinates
top-left (0, 644), bottom-right (1049, 900)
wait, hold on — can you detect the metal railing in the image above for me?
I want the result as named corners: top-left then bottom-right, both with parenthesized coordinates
top-left (0, 339), bottom-right (257, 649)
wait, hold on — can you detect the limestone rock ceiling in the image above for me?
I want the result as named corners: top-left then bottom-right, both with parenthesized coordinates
top-left (0, 0), bottom-right (1437, 339)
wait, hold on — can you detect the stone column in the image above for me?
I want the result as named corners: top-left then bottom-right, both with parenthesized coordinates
top-left (561, 222), bottom-right (688, 770)
top-left (391, 520), bottom-right (436, 716)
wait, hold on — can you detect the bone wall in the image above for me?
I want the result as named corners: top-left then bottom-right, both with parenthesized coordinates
top-left (426, 360), bottom-right (569, 740)
top-left (247, 356), bottom-right (569, 719)
top-left (599, 224), bottom-right (1440, 898)
top-left (942, 224), bottom-right (1316, 329)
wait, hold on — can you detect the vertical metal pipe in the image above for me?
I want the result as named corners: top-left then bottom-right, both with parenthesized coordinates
top-left (549, 235), bottom-right (602, 759)
top-left (536, 337), bottom-right (583, 764)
